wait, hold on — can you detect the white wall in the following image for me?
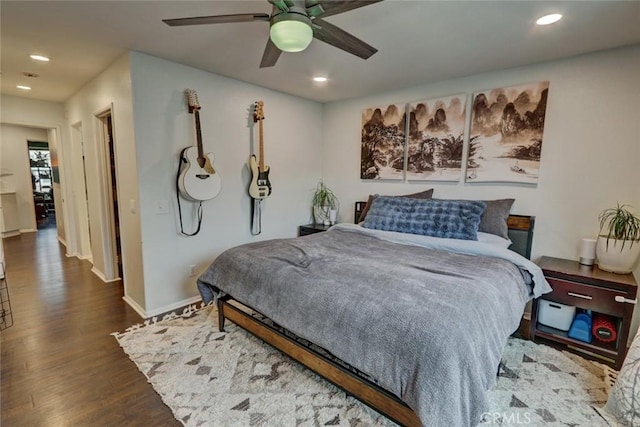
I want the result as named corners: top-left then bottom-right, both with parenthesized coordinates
top-left (323, 45), bottom-right (640, 260)
top-left (322, 44), bottom-right (640, 336)
top-left (65, 54), bottom-right (145, 307)
top-left (0, 124), bottom-right (48, 231)
top-left (48, 128), bottom-right (65, 243)
top-left (129, 52), bottom-right (323, 315)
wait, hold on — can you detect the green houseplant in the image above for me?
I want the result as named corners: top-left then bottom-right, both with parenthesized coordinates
top-left (312, 181), bottom-right (339, 225)
top-left (596, 203), bottom-right (640, 273)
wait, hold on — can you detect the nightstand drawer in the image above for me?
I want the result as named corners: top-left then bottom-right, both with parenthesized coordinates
top-left (546, 277), bottom-right (627, 317)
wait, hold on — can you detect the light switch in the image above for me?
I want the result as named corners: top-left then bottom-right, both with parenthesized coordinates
top-left (129, 199), bottom-right (136, 214)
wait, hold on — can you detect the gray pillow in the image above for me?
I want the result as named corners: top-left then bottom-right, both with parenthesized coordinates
top-left (363, 196), bottom-right (486, 240)
top-left (597, 327), bottom-right (640, 425)
top-left (358, 189), bottom-right (433, 223)
top-left (479, 199), bottom-right (515, 239)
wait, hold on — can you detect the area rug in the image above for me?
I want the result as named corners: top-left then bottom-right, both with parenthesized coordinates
top-left (113, 305), bottom-right (614, 426)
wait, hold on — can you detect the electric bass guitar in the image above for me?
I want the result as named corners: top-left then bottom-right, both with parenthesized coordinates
top-left (249, 100), bottom-right (272, 199)
top-left (178, 89), bottom-right (222, 201)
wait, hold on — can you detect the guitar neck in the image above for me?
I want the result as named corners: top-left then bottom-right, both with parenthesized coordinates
top-left (258, 119), bottom-right (265, 170)
top-left (194, 109), bottom-right (204, 159)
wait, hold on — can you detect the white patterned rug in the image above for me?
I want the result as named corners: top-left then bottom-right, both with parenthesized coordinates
top-left (113, 305), bottom-right (614, 426)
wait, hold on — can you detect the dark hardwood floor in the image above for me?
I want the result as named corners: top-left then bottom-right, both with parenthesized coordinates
top-left (1, 227), bottom-right (179, 426)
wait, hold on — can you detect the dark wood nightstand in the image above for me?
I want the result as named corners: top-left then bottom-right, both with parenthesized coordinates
top-left (530, 256), bottom-right (637, 369)
top-left (298, 223), bottom-right (332, 236)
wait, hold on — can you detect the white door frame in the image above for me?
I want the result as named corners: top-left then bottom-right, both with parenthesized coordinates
top-left (69, 121), bottom-right (92, 259)
top-left (94, 105), bottom-right (121, 282)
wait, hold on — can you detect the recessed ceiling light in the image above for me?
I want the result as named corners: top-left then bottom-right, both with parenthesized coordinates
top-left (29, 54), bottom-right (50, 62)
top-left (16, 85), bottom-right (32, 90)
top-left (536, 13), bottom-right (562, 26)
top-left (313, 76), bottom-right (328, 82)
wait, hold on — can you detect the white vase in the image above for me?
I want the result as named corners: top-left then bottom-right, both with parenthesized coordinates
top-left (329, 209), bottom-right (338, 225)
top-left (596, 236), bottom-right (640, 274)
top-left (313, 206), bottom-right (330, 225)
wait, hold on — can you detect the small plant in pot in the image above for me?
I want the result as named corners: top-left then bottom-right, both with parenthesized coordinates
top-left (596, 203), bottom-right (640, 274)
top-left (312, 181), bottom-right (339, 226)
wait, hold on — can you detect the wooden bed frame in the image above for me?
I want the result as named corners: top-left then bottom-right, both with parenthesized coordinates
top-left (217, 204), bottom-right (535, 426)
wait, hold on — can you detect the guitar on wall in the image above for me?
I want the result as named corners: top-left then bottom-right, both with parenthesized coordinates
top-left (249, 100), bottom-right (272, 199)
top-left (178, 89), bottom-right (222, 201)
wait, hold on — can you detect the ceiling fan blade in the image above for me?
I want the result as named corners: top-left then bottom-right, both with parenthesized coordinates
top-left (314, 0), bottom-right (382, 18)
top-left (260, 38), bottom-right (283, 68)
top-left (312, 18), bottom-right (377, 60)
top-left (163, 13), bottom-right (270, 27)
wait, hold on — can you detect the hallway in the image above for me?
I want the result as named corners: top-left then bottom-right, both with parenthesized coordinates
top-left (0, 228), bottom-right (178, 425)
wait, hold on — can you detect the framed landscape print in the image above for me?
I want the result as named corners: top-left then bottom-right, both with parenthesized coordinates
top-left (406, 94), bottom-right (467, 181)
top-left (466, 81), bottom-right (550, 184)
top-left (360, 103), bottom-right (406, 180)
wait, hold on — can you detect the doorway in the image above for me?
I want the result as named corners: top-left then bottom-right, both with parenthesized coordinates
top-left (97, 111), bottom-right (122, 280)
top-left (28, 141), bottom-right (56, 229)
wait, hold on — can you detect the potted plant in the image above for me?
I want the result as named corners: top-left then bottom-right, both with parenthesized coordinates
top-left (312, 181), bottom-right (339, 225)
top-left (596, 203), bottom-right (640, 273)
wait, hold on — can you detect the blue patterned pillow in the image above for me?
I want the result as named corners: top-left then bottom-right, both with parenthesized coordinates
top-left (362, 196), bottom-right (487, 240)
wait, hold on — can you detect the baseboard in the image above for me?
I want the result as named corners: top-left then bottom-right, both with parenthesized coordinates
top-left (122, 295), bottom-right (147, 319)
top-left (90, 266), bottom-right (120, 283)
top-left (1, 230), bottom-right (20, 238)
top-left (146, 296), bottom-right (203, 318)
top-left (57, 236), bottom-right (67, 247)
top-left (19, 228), bottom-right (37, 233)
top-left (67, 252), bottom-right (94, 265)
top-left (122, 294), bottom-right (203, 319)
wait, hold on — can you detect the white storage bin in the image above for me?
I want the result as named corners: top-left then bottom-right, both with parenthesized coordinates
top-left (538, 299), bottom-right (576, 331)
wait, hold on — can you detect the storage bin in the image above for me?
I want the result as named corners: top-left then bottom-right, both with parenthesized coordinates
top-left (538, 299), bottom-right (576, 331)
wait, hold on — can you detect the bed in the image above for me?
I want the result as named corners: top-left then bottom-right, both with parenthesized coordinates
top-left (197, 197), bottom-right (552, 426)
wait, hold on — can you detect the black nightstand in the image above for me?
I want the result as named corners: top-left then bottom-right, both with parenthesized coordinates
top-left (298, 223), bottom-right (332, 236)
top-left (530, 256), bottom-right (638, 369)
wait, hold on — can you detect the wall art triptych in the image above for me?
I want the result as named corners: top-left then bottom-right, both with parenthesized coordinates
top-left (360, 81), bottom-right (550, 185)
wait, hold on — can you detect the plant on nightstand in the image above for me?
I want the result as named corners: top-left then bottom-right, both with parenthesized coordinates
top-left (312, 181), bottom-right (339, 226)
top-left (596, 203), bottom-right (640, 274)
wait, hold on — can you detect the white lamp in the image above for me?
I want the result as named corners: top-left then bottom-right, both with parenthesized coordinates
top-left (269, 7), bottom-right (313, 52)
top-left (579, 238), bottom-right (597, 266)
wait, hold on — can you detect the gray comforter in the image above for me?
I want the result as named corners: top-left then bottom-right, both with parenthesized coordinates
top-left (197, 225), bottom-right (550, 426)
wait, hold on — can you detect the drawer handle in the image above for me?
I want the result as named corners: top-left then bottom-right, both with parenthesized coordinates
top-left (615, 296), bottom-right (638, 305)
top-left (567, 292), bottom-right (593, 300)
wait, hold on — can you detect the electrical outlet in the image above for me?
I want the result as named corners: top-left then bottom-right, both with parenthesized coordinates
top-left (189, 264), bottom-right (197, 277)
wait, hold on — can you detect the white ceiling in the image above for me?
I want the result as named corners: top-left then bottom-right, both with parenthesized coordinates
top-left (2, 1), bottom-right (640, 104)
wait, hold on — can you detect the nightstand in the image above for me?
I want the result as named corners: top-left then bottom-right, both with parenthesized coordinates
top-left (298, 223), bottom-right (332, 236)
top-left (530, 256), bottom-right (637, 369)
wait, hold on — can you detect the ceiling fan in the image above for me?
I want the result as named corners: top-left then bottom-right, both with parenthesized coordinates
top-left (163, 0), bottom-right (381, 68)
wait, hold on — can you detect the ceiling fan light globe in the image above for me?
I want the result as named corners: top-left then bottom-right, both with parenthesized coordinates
top-left (270, 18), bottom-right (313, 52)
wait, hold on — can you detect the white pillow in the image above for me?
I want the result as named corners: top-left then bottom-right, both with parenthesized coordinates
top-left (477, 232), bottom-right (512, 248)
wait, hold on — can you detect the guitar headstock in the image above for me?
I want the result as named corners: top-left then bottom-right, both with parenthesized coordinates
top-left (185, 89), bottom-right (201, 114)
top-left (253, 101), bottom-right (264, 123)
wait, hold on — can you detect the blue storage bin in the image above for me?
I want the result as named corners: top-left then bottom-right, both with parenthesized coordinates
top-left (568, 312), bottom-right (592, 343)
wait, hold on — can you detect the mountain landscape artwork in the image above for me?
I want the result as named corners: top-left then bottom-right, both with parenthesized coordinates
top-left (361, 104), bottom-right (406, 180)
top-left (467, 81), bottom-right (550, 184)
top-left (407, 94), bottom-right (467, 181)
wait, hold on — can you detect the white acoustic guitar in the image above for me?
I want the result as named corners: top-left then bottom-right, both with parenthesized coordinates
top-left (178, 90), bottom-right (221, 201)
top-left (248, 100), bottom-right (272, 199)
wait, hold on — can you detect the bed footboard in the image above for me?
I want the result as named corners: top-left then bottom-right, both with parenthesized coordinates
top-left (217, 298), bottom-right (421, 427)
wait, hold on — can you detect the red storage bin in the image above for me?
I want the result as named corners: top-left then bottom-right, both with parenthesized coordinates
top-left (592, 313), bottom-right (617, 343)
